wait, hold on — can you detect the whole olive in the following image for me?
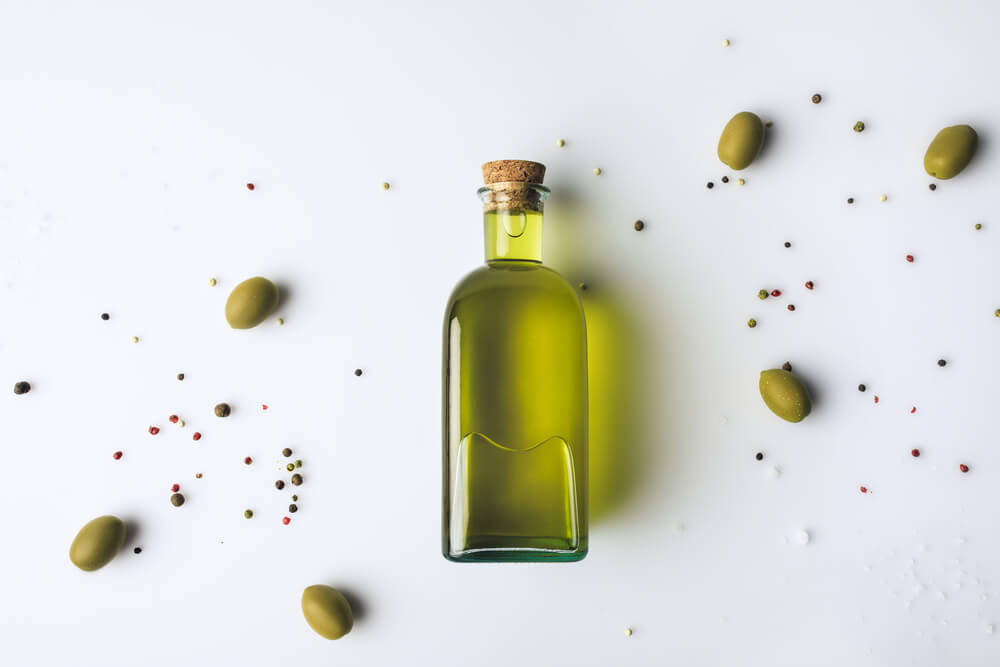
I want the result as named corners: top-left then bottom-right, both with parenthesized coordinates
top-left (70, 515), bottom-right (126, 572)
top-left (225, 277), bottom-right (279, 330)
top-left (301, 585), bottom-right (354, 640)
top-left (924, 125), bottom-right (978, 180)
top-left (759, 368), bottom-right (812, 423)
top-left (717, 111), bottom-right (765, 170)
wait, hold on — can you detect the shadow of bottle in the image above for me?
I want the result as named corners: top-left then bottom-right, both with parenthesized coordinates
top-left (545, 186), bottom-right (656, 524)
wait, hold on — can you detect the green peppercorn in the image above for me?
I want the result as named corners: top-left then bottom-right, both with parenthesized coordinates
top-left (13, 381), bottom-right (30, 395)
top-left (244, 509), bottom-right (254, 519)
top-left (282, 447), bottom-right (292, 457)
top-left (286, 463), bottom-right (295, 472)
top-left (288, 504), bottom-right (298, 513)
top-left (758, 289), bottom-right (768, 300)
top-left (291, 473), bottom-right (303, 486)
top-left (214, 403), bottom-right (231, 418)
top-left (975, 223), bottom-right (983, 230)
top-left (853, 121), bottom-right (865, 133)
top-left (747, 318), bottom-right (757, 328)
top-left (291, 495), bottom-right (298, 502)
top-left (995, 309), bottom-right (1000, 318)
top-left (295, 460), bottom-right (303, 468)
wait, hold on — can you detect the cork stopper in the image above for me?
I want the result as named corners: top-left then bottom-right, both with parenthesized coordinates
top-left (482, 160), bottom-right (546, 185)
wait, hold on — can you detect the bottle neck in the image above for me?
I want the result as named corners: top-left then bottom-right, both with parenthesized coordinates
top-left (478, 182), bottom-right (549, 264)
top-left (484, 208), bottom-right (544, 263)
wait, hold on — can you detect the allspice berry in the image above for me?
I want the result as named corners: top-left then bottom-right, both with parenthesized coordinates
top-left (170, 493), bottom-right (185, 507)
top-left (291, 473), bottom-right (303, 486)
top-left (214, 402), bottom-right (232, 418)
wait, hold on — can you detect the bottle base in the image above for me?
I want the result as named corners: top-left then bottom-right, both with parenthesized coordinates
top-left (444, 537), bottom-right (587, 563)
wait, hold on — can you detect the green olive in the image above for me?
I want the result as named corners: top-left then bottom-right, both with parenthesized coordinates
top-left (759, 369), bottom-right (812, 423)
top-left (69, 515), bottom-right (126, 572)
top-left (718, 111), bottom-right (765, 170)
top-left (924, 125), bottom-right (978, 180)
top-left (225, 277), bottom-right (279, 329)
top-left (302, 585), bottom-right (354, 640)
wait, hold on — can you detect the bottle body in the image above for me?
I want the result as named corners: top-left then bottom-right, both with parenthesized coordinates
top-left (442, 261), bottom-right (588, 562)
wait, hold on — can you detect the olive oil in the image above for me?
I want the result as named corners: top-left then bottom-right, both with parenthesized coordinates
top-left (442, 160), bottom-right (588, 562)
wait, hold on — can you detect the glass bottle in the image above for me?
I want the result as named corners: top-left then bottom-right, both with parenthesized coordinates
top-left (442, 160), bottom-right (588, 562)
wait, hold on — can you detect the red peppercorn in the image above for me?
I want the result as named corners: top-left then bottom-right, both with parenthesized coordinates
top-left (192, 432), bottom-right (202, 441)
top-left (261, 404), bottom-right (269, 410)
top-left (244, 456), bottom-right (253, 465)
top-left (282, 517), bottom-right (291, 525)
top-left (171, 483), bottom-right (180, 492)
top-left (169, 414), bottom-right (179, 423)
top-left (911, 406), bottom-right (917, 414)
top-left (959, 464), bottom-right (969, 473)
top-left (911, 449), bottom-right (920, 457)
top-left (770, 290), bottom-right (781, 297)
top-left (149, 426), bottom-right (160, 435)
top-left (113, 451), bottom-right (123, 460)
top-left (805, 281), bottom-right (814, 290)
top-left (860, 486), bottom-right (868, 493)
top-left (246, 183), bottom-right (255, 191)
top-left (874, 395), bottom-right (879, 404)
top-left (905, 254), bottom-right (914, 263)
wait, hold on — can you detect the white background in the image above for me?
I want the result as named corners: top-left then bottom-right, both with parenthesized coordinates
top-left (2, 1), bottom-right (999, 665)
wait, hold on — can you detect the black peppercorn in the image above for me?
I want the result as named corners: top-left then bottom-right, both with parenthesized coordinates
top-left (755, 452), bottom-right (764, 461)
top-left (784, 241), bottom-right (791, 248)
top-left (706, 182), bottom-right (714, 189)
top-left (13, 381), bottom-right (30, 395)
top-left (275, 480), bottom-right (285, 490)
top-left (721, 176), bottom-right (729, 183)
top-left (288, 504), bottom-right (298, 513)
top-left (634, 220), bottom-right (645, 231)
top-left (858, 384), bottom-right (866, 392)
top-left (133, 547), bottom-right (142, 554)
top-left (282, 447), bottom-right (292, 457)
top-left (781, 362), bottom-right (792, 372)
top-left (937, 359), bottom-right (947, 367)
top-left (177, 373), bottom-right (185, 381)
top-left (811, 93), bottom-right (822, 104)
top-left (847, 197), bottom-right (854, 204)
top-left (214, 403), bottom-right (231, 418)
top-left (291, 473), bottom-right (303, 486)
top-left (100, 313), bottom-right (110, 320)
top-left (929, 183), bottom-right (937, 191)
top-left (354, 368), bottom-right (363, 376)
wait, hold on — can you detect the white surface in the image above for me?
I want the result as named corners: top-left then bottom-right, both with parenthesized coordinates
top-left (2, 1), bottom-right (999, 665)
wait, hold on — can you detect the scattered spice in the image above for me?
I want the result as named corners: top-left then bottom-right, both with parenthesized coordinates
top-left (282, 517), bottom-right (291, 525)
top-left (133, 547), bottom-right (142, 554)
top-left (771, 290), bottom-right (781, 297)
top-left (171, 483), bottom-right (180, 492)
top-left (170, 493), bottom-right (185, 507)
top-left (853, 121), bottom-right (865, 133)
top-left (787, 304), bottom-right (796, 311)
top-left (214, 403), bottom-right (231, 418)
top-left (192, 432), bottom-right (202, 441)
top-left (805, 280), bottom-right (814, 290)
top-left (177, 373), bottom-right (185, 381)
top-left (634, 220), bottom-right (645, 231)
top-left (858, 384), bottom-right (866, 392)
top-left (275, 480), bottom-right (285, 490)
top-left (208, 278), bottom-right (217, 287)
top-left (937, 359), bottom-right (947, 367)
top-left (847, 197), bottom-right (854, 204)
top-left (149, 426), bottom-right (160, 435)
top-left (783, 241), bottom-right (791, 248)
top-left (593, 168), bottom-right (602, 176)
top-left (13, 381), bottom-right (30, 395)
top-left (291, 473), bottom-right (303, 486)
top-left (860, 486), bottom-right (868, 493)
top-left (289, 504), bottom-right (298, 513)
top-left (781, 361), bottom-right (792, 371)
top-left (556, 139), bottom-right (565, 147)
top-left (169, 414), bottom-right (179, 423)
top-left (911, 449), bottom-right (921, 457)
top-left (295, 459), bottom-right (303, 468)
top-left (721, 176), bottom-right (729, 184)
top-left (755, 452), bottom-right (764, 461)
top-left (758, 289), bottom-right (769, 300)
top-left (747, 318), bottom-right (757, 328)
top-left (960, 464), bottom-right (969, 473)
top-left (282, 448), bottom-right (293, 457)
top-left (929, 183), bottom-right (937, 191)
top-left (244, 509), bottom-right (254, 519)
top-left (880, 194), bottom-right (887, 202)
top-left (706, 182), bottom-right (714, 189)
top-left (195, 473), bottom-right (202, 479)
top-left (811, 93), bottom-right (822, 104)
top-left (737, 178), bottom-right (745, 186)
top-left (101, 313), bottom-right (110, 320)
top-left (131, 336), bottom-right (139, 344)
top-left (244, 456), bottom-right (253, 465)
top-left (246, 183), bottom-right (255, 191)
top-left (113, 451), bottom-right (123, 460)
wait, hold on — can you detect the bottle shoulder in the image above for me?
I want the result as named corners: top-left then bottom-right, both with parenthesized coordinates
top-left (445, 262), bottom-right (581, 310)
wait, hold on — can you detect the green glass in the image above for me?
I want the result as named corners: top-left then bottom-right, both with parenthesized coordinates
top-left (442, 182), bottom-right (588, 562)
